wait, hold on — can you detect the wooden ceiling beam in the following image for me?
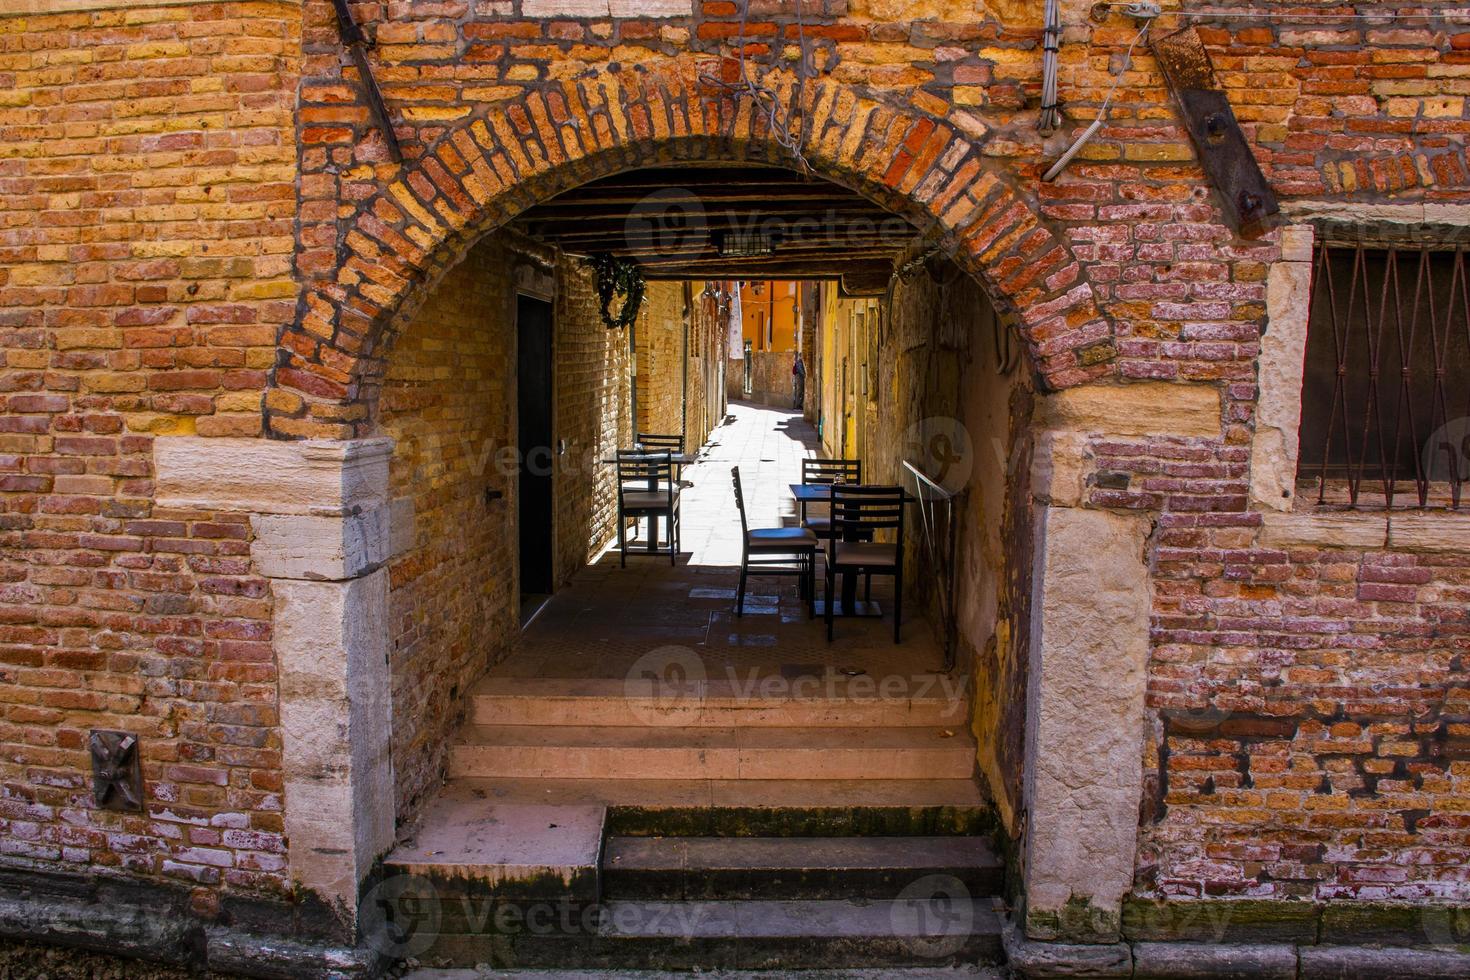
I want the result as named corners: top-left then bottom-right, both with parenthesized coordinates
top-left (637, 259), bottom-right (895, 280)
top-left (545, 235), bottom-right (907, 253)
top-left (518, 204), bottom-right (900, 227)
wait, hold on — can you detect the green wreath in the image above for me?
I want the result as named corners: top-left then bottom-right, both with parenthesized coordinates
top-left (586, 253), bottom-right (645, 330)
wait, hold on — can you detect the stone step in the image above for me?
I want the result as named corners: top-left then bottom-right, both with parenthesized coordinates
top-left (425, 776), bottom-right (993, 837)
top-left (422, 898), bottom-right (1004, 970)
top-left (448, 725), bottom-right (976, 781)
top-left (468, 676), bottom-right (970, 729)
top-left (383, 799), bottom-right (605, 900)
top-left (602, 835), bottom-right (1004, 900)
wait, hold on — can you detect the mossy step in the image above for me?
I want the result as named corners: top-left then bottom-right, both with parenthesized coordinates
top-left (602, 835), bottom-right (1004, 900)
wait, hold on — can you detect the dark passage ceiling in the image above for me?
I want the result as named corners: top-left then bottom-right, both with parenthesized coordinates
top-left (512, 164), bottom-right (921, 288)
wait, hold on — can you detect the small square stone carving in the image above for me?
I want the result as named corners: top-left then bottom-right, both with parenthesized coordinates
top-left (89, 731), bottom-right (143, 812)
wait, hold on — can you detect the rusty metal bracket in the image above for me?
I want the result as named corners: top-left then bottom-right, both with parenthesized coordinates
top-left (329, 0), bottom-right (403, 163)
top-left (1151, 26), bottom-right (1278, 239)
top-left (90, 730), bottom-right (143, 812)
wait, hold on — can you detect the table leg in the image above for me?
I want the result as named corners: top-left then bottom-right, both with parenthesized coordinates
top-left (647, 514), bottom-right (659, 552)
top-left (840, 569), bottom-right (858, 614)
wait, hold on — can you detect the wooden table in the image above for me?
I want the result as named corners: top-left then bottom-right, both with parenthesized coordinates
top-left (789, 483), bottom-right (913, 618)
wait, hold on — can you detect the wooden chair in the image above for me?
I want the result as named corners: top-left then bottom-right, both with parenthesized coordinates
top-left (639, 432), bottom-right (689, 485)
top-left (825, 484), bottom-right (905, 644)
top-left (731, 466), bottom-right (818, 618)
top-left (799, 458), bottom-right (862, 540)
top-left (616, 451), bottom-right (680, 567)
top-left (637, 432), bottom-right (685, 453)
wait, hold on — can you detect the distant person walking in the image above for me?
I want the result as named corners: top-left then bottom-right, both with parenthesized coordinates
top-left (792, 351), bottom-right (806, 410)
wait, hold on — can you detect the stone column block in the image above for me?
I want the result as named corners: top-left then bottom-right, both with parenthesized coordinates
top-left (273, 572), bottom-right (394, 920)
top-left (1250, 224), bottom-right (1315, 512)
top-left (1023, 505), bottom-right (1152, 944)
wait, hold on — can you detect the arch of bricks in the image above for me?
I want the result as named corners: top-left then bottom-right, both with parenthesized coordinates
top-left (269, 60), bottom-right (1116, 439)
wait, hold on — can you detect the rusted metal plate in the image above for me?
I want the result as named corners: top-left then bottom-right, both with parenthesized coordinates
top-left (90, 730), bottom-right (144, 812)
top-left (1151, 26), bottom-right (1279, 239)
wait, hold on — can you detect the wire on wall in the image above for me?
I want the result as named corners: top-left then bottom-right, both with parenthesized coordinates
top-left (1041, 7), bottom-right (1158, 182)
top-left (698, 0), bottom-right (814, 172)
top-left (1038, 0), bottom-right (1063, 135)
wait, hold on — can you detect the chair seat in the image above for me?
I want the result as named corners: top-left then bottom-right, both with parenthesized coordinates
top-left (832, 540), bottom-right (897, 568)
top-left (802, 515), bottom-right (832, 532)
top-left (622, 489), bottom-right (680, 511)
top-left (748, 527), bottom-right (818, 551)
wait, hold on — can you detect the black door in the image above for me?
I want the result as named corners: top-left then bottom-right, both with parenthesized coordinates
top-left (517, 295), bottom-right (554, 597)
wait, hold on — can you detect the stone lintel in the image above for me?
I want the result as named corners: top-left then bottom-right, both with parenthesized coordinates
top-left (1036, 383), bottom-right (1221, 440)
top-left (154, 436), bottom-right (392, 518)
top-left (1282, 198), bottom-right (1470, 240)
top-left (1259, 511), bottom-right (1388, 550)
top-left (1023, 505), bottom-right (1152, 944)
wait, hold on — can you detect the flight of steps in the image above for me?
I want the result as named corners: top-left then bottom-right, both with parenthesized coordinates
top-left (384, 676), bottom-right (1005, 971)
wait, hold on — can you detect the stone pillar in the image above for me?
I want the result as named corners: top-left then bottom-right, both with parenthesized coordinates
top-left (1250, 224), bottom-right (1315, 512)
top-left (155, 436), bottom-right (396, 935)
top-left (1021, 503), bottom-right (1151, 944)
top-left (1020, 383), bottom-right (1216, 943)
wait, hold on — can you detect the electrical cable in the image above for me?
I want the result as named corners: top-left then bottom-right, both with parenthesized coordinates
top-left (1039, 0), bottom-right (1063, 135)
top-left (698, 0), bottom-right (813, 172)
top-left (1042, 16), bottom-right (1154, 181)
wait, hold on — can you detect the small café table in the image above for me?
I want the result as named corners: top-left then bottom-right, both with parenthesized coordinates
top-left (599, 452), bottom-right (698, 466)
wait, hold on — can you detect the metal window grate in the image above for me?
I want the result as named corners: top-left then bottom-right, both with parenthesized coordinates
top-left (1297, 245), bottom-right (1470, 510)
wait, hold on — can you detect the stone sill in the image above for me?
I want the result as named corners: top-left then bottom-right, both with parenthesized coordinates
top-left (1259, 509), bottom-right (1470, 553)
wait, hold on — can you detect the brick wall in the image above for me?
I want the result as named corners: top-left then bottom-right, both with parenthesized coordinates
top-left (379, 238), bottom-right (518, 820)
top-left (553, 256), bottom-right (630, 579)
top-left (728, 350), bottom-right (798, 409)
top-left (1142, 525), bottom-right (1470, 902)
top-left (634, 282), bottom-right (686, 443)
top-left (0, 2), bottom-right (299, 441)
top-left (0, 0), bottom-right (299, 907)
top-left (687, 283), bottom-right (729, 447)
top-left (7, 0), bottom-right (1470, 938)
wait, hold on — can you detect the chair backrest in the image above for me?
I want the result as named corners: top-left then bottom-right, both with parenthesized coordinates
top-left (829, 484), bottom-right (904, 551)
top-left (802, 457), bottom-right (861, 486)
top-left (730, 466), bottom-right (749, 536)
top-left (638, 432), bottom-right (685, 453)
top-left (617, 450), bottom-right (674, 499)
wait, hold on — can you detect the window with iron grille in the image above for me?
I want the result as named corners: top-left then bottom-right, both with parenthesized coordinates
top-left (1297, 245), bottom-right (1470, 510)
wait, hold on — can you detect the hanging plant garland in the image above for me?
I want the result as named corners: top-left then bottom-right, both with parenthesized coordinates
top-left (586, 253), bottom-right (646, 330)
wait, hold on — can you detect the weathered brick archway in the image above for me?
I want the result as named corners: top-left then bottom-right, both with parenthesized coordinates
top-left (267, 59), bottom-right (1115, 439)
